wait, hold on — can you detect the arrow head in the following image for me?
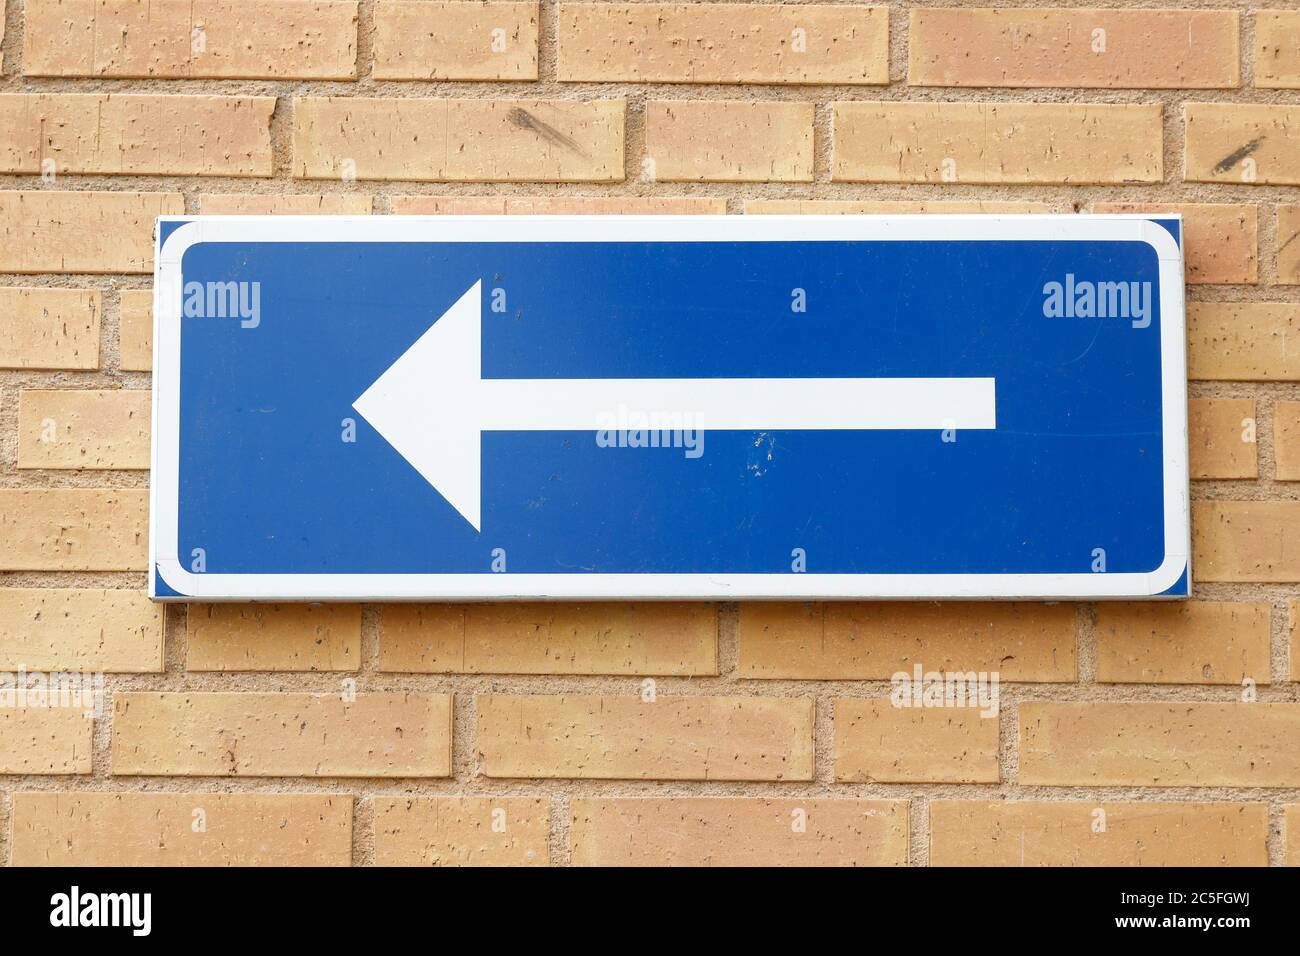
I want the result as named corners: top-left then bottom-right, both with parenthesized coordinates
top-left (354, 280), bottom-right (483, 531)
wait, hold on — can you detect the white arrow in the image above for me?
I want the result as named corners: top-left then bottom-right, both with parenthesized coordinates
top-left (353, 280), bottom-right (996, 531)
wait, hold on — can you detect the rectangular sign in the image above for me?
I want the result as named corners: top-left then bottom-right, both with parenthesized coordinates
top-left (150, 214), bottom-right (1189, 601)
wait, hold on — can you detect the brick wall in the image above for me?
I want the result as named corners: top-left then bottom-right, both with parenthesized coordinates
top-left (0, 1), bottom-right (1298, 867)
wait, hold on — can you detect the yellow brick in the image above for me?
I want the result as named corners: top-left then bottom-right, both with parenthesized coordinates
top-left (738, 602), bottom-right (1075, 681)
top-left (1187, 302), bottom-right (1300, 380)
top-left (0, 588), bottom-right (163, 673)
top-left (0, 707), bottom-right (93, 774)
top-left (832, 102), bottom-right (1162, 184)
top-left (11, 792), bottom-right (353, 866)
top-left (0, 94), bottom-right (273, 177)
top-left (0, 287), bottom-right (100, 369)
top-left (1185, 103), bottom-right (1300, 185)
top-left (746, 199), bottom-right (1055, 214)
top-left (1279, 205), bottom-right (1300, 284)
top-left (23, 0), bottom-right (358, 79)
top-left (1020, 702), bottom-right (1300, 786)
top-left (118, 290), bottom-right (152, 371)
top-left (571, 798), bottom-right (908, 867)
top-left (559, 3), bottom-right (887, 85)
top-left (389, 195), bottom-right (727, 215)
top-left (112, 692), bottom-right (452, 777)
top-left (1095, 601), bottom-right (1271, 685)
top-left (0, 489), bottom-right (147, 571)
top-left (1194, 499), bottom-right (1300, 582)
top-left (930, 801), bottom-right (1267, 866)
top-left (834, 699), bottom-right (999, 783)
top-left (294, 98), bottom-right (624, 182)
top-left (1288, 805), bottom-right (1300, 865)
top-left (379, 603), bottom-right (715, 675)
top-left (476, 694), bottom-right (813, 781)
top-left (1276, 401), bottom-right (1300, 480)
top-left (199, 194), bottom-right (373, 214)
top-left (187, 603), bottom-right (360, 672)
top-left (1256, 10), bottom-right (1300, 89)
top-left (1091, 202), bottom-right (1257, 285)
top-left (17, 390), bottom-right (150, 470)
top-left (0, 191), bottom-right (183, 273)
top-left (1187, 398), bottom-right (1257, 479)
top-left (374, 2), bottom-right (538, 80)
top-left (646, 100), bottom-right (813, 182)
top-left (373, 796), bottom-right (549, 866)
top-left (909, 8), bottom-right (1238, 89)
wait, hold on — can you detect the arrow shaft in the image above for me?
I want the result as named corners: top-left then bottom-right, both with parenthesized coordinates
top-left (477, 377), bottom-right (996, 431)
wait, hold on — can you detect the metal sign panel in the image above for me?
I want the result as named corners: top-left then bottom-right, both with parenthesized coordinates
top-left (150, 215), bottom-right (1188, 600)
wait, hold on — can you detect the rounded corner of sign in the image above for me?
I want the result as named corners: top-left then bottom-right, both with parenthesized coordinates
top-left (1148, 554), bottom-right (1190, 598)
top-left (152, 558), bottom-right (195, 601)
top-left (1135, 220), bottom-right (1184, 264)
top-left (157, 220), bottom-right (203, 270)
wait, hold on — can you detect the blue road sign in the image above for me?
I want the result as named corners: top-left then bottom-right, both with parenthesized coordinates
top-left (150, 215), bottom-right (1189, 600)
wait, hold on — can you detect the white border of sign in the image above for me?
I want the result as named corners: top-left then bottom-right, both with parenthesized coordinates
top-left (151, 215), bottom-right (1189, 601)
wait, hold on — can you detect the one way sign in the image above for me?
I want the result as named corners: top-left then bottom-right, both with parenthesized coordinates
top-left (150, 215), bottom-right (1189, 601)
